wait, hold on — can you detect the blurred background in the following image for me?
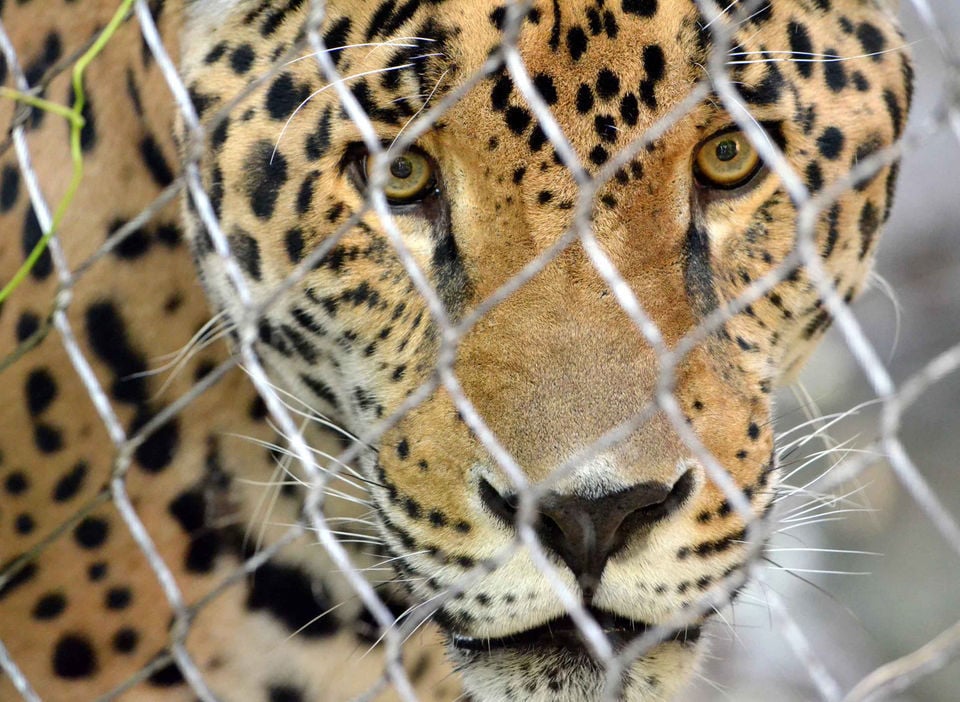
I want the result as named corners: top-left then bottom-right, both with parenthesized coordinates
top-left (689, 2), bottom-right (960, 700)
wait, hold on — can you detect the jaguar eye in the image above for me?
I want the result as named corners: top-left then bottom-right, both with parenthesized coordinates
top-left (694, 130), bottom-right (762, 189)
top-left (364, 150), bottom-right (436, 204)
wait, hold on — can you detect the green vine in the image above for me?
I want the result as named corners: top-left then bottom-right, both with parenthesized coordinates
top-left (0, 0), bottom-right (136, 304)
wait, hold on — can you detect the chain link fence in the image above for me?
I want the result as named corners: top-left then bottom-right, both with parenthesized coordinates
top-left (0, 0), bottom-right (958, 700)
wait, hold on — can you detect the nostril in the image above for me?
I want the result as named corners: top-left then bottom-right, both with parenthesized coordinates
top-left (631, 468), bottom-right (696, 522)
top-left (479, 478), bottom-right (518, 527)
top-left (614, 468), bottom-right (696, 540)
top-left (535, 512), bottom-right (568, 549)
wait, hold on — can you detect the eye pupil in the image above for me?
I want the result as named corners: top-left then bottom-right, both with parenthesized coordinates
top-left (715, 139), bottom-right (739, 162)
top-left (390, 157), bottom-right (413, 179)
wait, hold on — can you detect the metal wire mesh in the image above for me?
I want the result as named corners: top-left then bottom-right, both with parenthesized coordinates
top-left (0, 0), bottom-right (958, 700)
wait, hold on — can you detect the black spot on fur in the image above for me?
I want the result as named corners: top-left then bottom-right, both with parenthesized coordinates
top-left (490, 74), bottom-right (512, 111)
top-left (883, 89), bottom-right (904, 138)
top-left (589, 145), bottom-right (609, 165)
top-left (595, 69), bottom-right (620, 100)
top-left (823, 47), bottom-right (847, 91)
top-left (246, 561), bottom-right (339, 638)
top-left (33, 592), bottom-right (67, 620)
top-left (567, 26), bottom-right (588, 61)
top-left (622, 0), bottom-right (657, 17)
top-left (66, 80), bottom-right (97, 152)
top-left (230, 44), bottom-right (256, 73)
top-left (245, 141), bottom-right (288, 219)
top-left (504, 106), bottom-right (532, 134)
top-left (34, 423), bottom-right (63, 453)
top-left (533, 73), bottom-right (558, 105)
top-left (787, 21), bottom-right (814, 78)
top-left (26, 368), bottom-right (57, 416)
top-left (15, 513), bottom-right (35, 534)
top-left (228, 229), bottom-right (263, 281)
top-left (88, 562), bottom-right (107, 582)
top-left (22, 207), bottom-right (52, 280)
top-left (16, 311), bottom-right (41, 342)
top-left (105, 586), bottom-right (132, 610)
top-left (74, 517), bottom-right (109, 549)
top-left (139, 135), bottom-right (175, 186)
top-left (619, 93), bottom-right (639, 125)
top-left (803, 310), bottom-right (831, 340)
top-left (188, 85), bottom-right (216, 118)
top-left (185, 532), bottom-right (222, 573)
top-left (211, 118), bottom-right (230, 151)
top-left (296, 171), bottom-right (320, 214)
top-left (856, 22), bottom-right (886, 60)
top-left (53, 462), bottom-right (88, 502)
top-left (850, 137), bottom-right (883, 191)
top-left (594, 114), bottom-right (618, 143)
top-left (576, 83), bottom-right (595, 113)
top-left (53, 634), bottom-right (98, 679)
top-left (260, 0), bottom-right (306, 36)
top-left (108, 218), bottom-right (152, 260)
top-left (148, 660), bottom-right (185, 687)
top-left (738, 60), bottom-right (783, 105)
top-left (301, 374), bottom-right (339, 408)
top-left (266, 73), bottom-right (311, 120)
top-left (23, 32), bottom-right (63, 128)
top-left (285, 227), bottom-right (304, 263)
top-left (305, 109), bottom-right (332, 160)
top-left (805, 161), bottom-right (823, 193)
top-left (377, 0), bottom-right (420, 38)
top-left (157, 223), bottom-right (182, 247)
top-left (1, 165), bottom-right (19, 212)
top-left (817, 126), bottom-right (844, 160)
top-left (858, 200), bottom-right (879, 259)
top-left (5, 472), bottom-right (29, 495)
top-left (540, 0), bottom-right (560, 49)
top-left (112, 628), bottom-right (139, 654)
top-left (0, 560), bottom-right (38, 600)
top-left (369, 1), bottom-right (402, 38)
top-left (169, 490), bottom-right (206, 533)
top-left (204, 41), bottom-right (229, 64)
top-left (125, 68), bottom-right (144, 116)
top-left (129, 407), bottom-right (180, 473)
top-left (823, 203), bottom-right (841, 258)
top-left (639, 44), bottom-right (665, 108)
top-left (323, 17), bottom-right (353, 68)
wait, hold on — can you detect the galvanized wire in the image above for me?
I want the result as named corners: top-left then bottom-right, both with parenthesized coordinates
top-left (0, 0), bottom-right (958, 701)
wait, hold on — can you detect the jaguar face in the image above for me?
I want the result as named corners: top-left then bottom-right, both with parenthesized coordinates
top-left (180, 0), bottom-right (911, 698)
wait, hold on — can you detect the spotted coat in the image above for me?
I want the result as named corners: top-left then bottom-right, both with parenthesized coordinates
top-left (0, 0), bottom-right (911, 700)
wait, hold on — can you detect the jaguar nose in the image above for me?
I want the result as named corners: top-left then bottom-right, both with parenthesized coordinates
top-left (480, 470), bottom-right (695, 602)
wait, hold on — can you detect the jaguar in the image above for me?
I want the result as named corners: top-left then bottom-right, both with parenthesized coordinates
top-left (0, 0), bottom-right (911, 700)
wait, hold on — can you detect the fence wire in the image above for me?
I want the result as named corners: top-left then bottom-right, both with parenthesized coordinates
top-left (0, 0), bottom-right (958, 701)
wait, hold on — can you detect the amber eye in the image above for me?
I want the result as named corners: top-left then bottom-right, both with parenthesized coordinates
top-left (694, 130), bottom-right (762, 189)
top-left (365, 151), bottom-right (435, 204)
